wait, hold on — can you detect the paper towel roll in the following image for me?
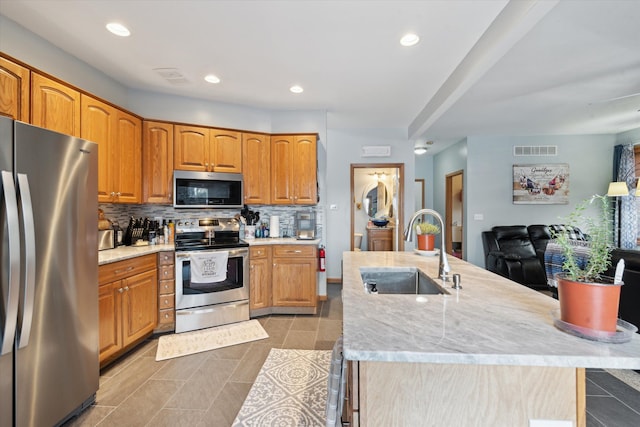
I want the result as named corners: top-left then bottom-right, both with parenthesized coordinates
top-left (269, 216), bottom-right (280, 238)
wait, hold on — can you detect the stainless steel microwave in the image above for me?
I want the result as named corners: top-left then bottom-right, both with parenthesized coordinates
top-left (173, 170), bottom-right (243, 208)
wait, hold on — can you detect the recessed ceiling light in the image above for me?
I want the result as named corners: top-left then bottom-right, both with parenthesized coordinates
top-left (400, 33), bottom-right (420, 47)
top-left (290, 85), bottom-right (304, 94)
top-left (106, 22), bottom-right (130, 37)
top-left (204, 74), bottom-right (221, 84)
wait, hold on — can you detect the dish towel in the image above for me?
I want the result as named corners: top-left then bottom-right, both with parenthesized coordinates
top-left (325, 335), bottom-right (346, 427)
top-left (190, 251), bottom-right (229, 284)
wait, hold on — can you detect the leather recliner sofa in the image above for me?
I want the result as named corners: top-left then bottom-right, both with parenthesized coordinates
top-left (482, 225), bottom-right (549, 290)
top-left (607, 249), bottom-right (640, 332)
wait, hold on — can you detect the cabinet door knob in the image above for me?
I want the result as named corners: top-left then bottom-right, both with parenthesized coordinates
top-left (124, 286), bottom-right (129, 291)
top-left (118, 288), bottom-right (124, 293)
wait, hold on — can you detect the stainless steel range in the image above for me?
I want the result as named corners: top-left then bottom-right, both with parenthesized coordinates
top-left (174, 217), bottom-right (249, 333)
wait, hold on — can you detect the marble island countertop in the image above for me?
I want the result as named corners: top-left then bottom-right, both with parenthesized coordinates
top-left (342, 251), bottom-right (640, 369)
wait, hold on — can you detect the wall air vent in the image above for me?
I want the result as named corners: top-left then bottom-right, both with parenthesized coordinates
top-left (513, 145), bottom-right (557, 156)
top-left (361, 145), bottom-right (391, 157)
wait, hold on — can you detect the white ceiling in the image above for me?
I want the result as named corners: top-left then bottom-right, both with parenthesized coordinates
top-left (2, 0), bottom-right (639, 153)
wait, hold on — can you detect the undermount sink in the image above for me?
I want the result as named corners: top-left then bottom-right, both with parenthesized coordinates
top-left (360, 267), bottom-right (449, 295)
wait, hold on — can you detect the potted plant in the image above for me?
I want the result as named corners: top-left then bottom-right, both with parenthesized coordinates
top-left (552, 194), bottom-right (622, 333)
top-left (415, 222), bottom-right (440, 251)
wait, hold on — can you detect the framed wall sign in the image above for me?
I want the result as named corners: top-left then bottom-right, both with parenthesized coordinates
top-left (513, 163), bottom-right (569, 204)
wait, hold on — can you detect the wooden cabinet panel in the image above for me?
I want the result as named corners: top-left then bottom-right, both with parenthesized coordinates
top-left (174, 125), bottom-right (209, 171)
top-left (0, 57), bottom-right (30, 121)
top-left (143, 121), bottom-right (174, 204)
top-left (156, 251), bottom-right (176, 331)
top-left (293, 135), bottom-right (317, 204)
top-left (272, 257), bottom-right (316, 307)
top-left (98, 255), bottom-right (157, 366)
top-left (250, 246), bottom-right (272, 310)
top-left (114, 111), bottom-right (142, 203)
top-left (122, 269), bottom-right (158, 346)
top-left (31, 73), bottom-right (80, 137)
top-left (271, 136), bottom-right (293, 204)
top-left (270, 134), bottom-right (317, 205)
top-left (243, 132), bottom-right (271, 205)
top-left (211, 128), bottom-right (242, 173)
top-left (98, 282), bottom-right (121, 363)
top-left (272, 245), bottom-right (316, 258)
top-left (367, 227), bottom-right (393, 251)
top-left (81, 95), bottom-right (141, 203)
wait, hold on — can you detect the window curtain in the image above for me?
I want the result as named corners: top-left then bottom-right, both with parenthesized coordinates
top-left (613, 144), bottom-right (637, 248)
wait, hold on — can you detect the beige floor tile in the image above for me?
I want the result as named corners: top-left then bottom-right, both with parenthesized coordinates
top-left (97, 356), bottom-right (167, 407)
top-left (164, 358), bottom-right (238, 410)
top-left (206, 341), bottom-right (252, 360)
top-left (228, 343), bottom-right (272, 383)
top-left (263, 316), bottom-right (294, 332)
top-left (147, 408), bottom-right (205, 427)
top-left (314, 340), bottom-right (338, 350)
top-left (291, 315), bottom-right (320, 331)
top-left (317, 319), bottom-right (343, 342)
top-left (282, 330), bottom-right (317, 349)
top-left (64, 405), bottom-right (115, 427)
top-left (151, 352), bottom-right (209, 381)
top-left (97, 379), bottom-right (182, 427)
top-left (198, 381), bottom-right (253, 426)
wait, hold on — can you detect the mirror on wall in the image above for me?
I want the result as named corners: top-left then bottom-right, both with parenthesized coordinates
top-left (363, 181), bottom-right (390, 218)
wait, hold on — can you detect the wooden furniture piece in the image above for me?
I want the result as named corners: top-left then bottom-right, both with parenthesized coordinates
top-left (81, 94), bottom-right (142, 203)
top-left (249, 246), bottom-right (272, 313)
top-left (31, 72), bottom-right (81, 137)
top-left (243, 132), bottom-right (271, 204)
top-left (0, 56), bottom-right (30, 121)
top-left (155, 250), bottom-right (176, 332)
top-left (174, 124), bottom-right (242, 173)
top-left (270, 135), bottom-right (317, 205)
top-left (367, 226), bottom-right (393, 251)
top-left (272, 245), bottom-right (317, 311)
top-left (142, 120), bottom-right (174, 204)
top-left (98, 254), bottom-right (157, 366)
top-left (249, 243), bottom-right (317, 316)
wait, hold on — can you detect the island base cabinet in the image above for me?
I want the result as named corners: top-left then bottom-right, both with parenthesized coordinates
top-left (351, 361), bottom-right (585, 427)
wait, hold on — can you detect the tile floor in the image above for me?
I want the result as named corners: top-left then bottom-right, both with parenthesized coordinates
top-left (65, 283), bottom-right (640, 427)
top-left (65, 284), bottom-right (343, 427)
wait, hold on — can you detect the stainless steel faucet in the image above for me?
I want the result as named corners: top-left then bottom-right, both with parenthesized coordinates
top-left (404, 209), bottom-right (451, 281)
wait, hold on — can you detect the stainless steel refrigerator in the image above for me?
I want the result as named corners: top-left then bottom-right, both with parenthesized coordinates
top-left (1, 116), bottom-right (99, 427)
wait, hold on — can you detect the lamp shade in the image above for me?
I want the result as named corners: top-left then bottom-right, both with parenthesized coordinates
top-left (607, 181), bottom-right (628, 196)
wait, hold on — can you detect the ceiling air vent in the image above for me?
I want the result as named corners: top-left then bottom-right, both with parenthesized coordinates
top-left (513, 145), bottom-right (557, 156)
top-left (153, 68), bottom-right (190, 85)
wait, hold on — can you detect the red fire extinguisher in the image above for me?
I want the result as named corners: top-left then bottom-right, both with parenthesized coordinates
top-left (318, 245), bottom-right (326, 272)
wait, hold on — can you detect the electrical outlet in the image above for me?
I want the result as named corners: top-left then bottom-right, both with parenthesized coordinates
top-left (473, 213), bottom-right (484, 220)
top-left (529, 420), bottom-right (573, 427)
top-left (329, 204), bottom-right (338, 210)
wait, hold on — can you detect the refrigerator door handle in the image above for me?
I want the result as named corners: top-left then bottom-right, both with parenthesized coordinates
top-left (16, 173), bottom-right (36, 348)
top-left (1, 170), bottom-right (21, 355)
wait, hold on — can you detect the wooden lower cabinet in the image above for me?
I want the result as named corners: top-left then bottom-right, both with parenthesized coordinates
top-left (249, 246), bottom-right (272, 311)
top-left (367, 227), bottom-right (393, 251)
top-left (98, 254), bottom-right (158, 366)
top-left (249, 244), bottom-right (317, 316)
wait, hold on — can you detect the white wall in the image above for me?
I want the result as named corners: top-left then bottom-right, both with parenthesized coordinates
top-left (324, 128), bottom-right (415, 279)
top-left (463, 135), bottom-right (616, 266)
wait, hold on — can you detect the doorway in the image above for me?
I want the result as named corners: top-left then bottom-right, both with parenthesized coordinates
top-left (350, 164), bottom-right (404, 252)
top-left (445, 170), bottom-right (464, 258)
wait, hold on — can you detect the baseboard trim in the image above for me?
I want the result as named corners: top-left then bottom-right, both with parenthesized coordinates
top-left (327, 277), bottom-right (342, 284)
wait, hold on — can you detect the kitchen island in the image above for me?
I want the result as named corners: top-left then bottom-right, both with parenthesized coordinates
top-left (342, 251), bottom-right (640, 427)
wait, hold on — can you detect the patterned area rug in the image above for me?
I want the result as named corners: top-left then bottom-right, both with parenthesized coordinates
top-left (233, 349), bottom-right (331, 426)
top-left (155, 320), bottom-right (268, 361)
top-left (606, 369), bottom-right (640, 392)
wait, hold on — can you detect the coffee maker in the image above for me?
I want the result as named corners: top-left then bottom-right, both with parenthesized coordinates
top-left (295, 211), bottom-right (316, 240)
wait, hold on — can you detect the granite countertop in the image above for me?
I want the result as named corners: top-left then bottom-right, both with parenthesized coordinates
top-left (98, 244), bottom-right (175, 265)
top-left (246, 237), bottom-right (320, 246)
top-left (342, 251), bottom-right (640, 369)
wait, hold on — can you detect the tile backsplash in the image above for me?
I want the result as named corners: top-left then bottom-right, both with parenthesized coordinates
top-left (99, 203), bottom-right (323, 239)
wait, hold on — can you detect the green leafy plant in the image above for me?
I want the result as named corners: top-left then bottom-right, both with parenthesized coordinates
top-left (416, 222), bottom-right (440, 235)
top-left (552, 194), bottom-right (614, 283)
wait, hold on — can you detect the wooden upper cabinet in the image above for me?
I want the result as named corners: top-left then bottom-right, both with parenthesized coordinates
top-left (243, 132), bottom-right (271, 205)
top-left (174, 124), bottom-right (210, 171)
top-left (81, 95), bottom-right (141, 203)
top-left (143, 121), bottom-right (174, 204)
top-left (271, 134), bottom-right (317, 205)
top-left (293, 135), bottom-right (317, 204)
top-left (271, 135), bottom-right (294, 204)
top-left (0, 57), bottom-right (30, 121)
top-left (114, 110), bottom-right (142, 204)
top-left (31, 72), bottom-right (80, 137)
top-left (211, 128), bottom-right (242, 173)
top-left (81, 95), bottom-right (114, 202)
